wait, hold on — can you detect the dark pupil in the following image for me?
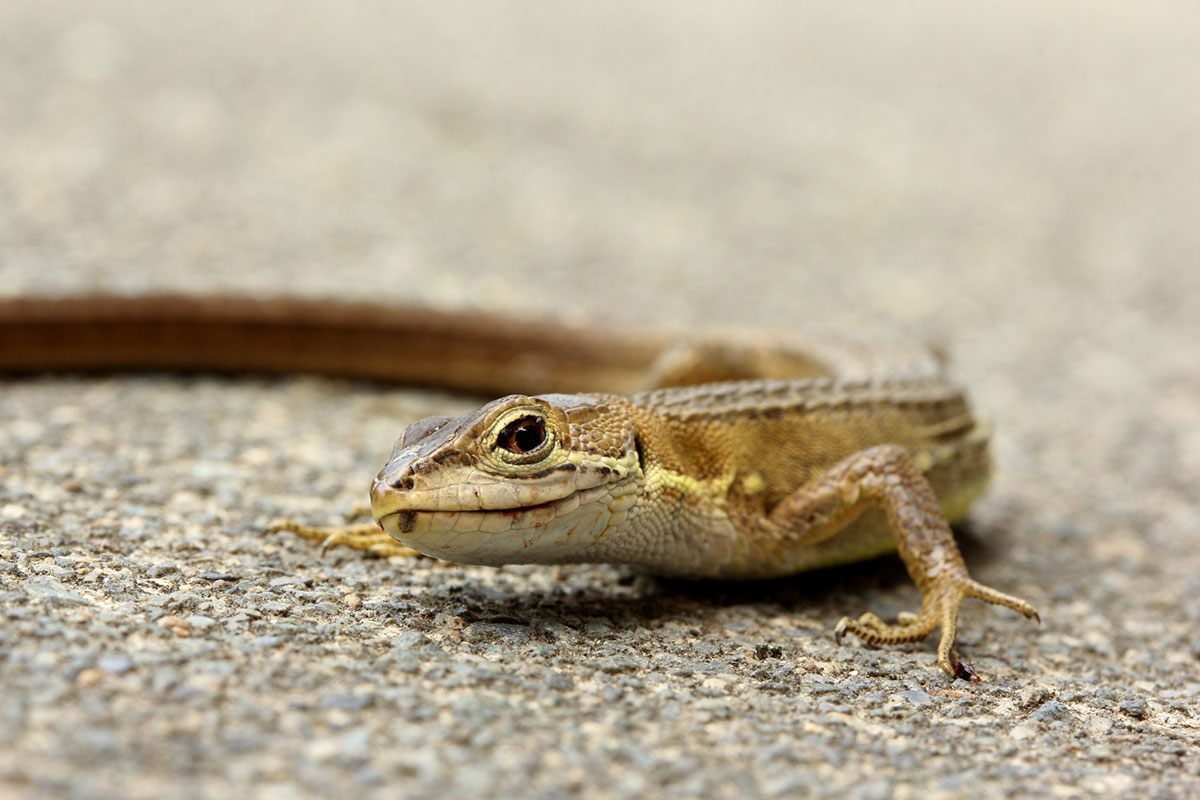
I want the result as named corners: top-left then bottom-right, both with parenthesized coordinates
top-left (499, 417), bottom-right (546, 454)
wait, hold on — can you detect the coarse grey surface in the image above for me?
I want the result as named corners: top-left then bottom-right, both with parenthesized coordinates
top-left (1, 2), bottom-right (1198, 798)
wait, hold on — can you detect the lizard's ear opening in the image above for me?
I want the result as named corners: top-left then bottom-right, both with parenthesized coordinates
top-left (632, 431), bottom-right (646, 468)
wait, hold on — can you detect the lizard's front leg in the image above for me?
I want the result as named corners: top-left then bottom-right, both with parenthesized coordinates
top-left (270, 509), bottom-right (422, 559)
top-left (767, 444), bottom-right (1038, 675)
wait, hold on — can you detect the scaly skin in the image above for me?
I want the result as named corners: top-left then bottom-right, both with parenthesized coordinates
top-left (1, 294), bottom-right (1039, 675)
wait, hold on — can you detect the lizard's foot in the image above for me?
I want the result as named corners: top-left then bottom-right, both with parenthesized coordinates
top-left (835, 576), bottom-right (1039, 676)
top-left (270, 519), bottom-right (423, 559)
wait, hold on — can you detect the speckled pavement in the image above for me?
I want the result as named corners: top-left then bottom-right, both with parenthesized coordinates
top-left (1, 3), bottom-right (1198, 798)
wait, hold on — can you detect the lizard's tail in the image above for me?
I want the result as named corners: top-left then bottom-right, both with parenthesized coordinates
top-left (0, 294), bottom-right (664, 395)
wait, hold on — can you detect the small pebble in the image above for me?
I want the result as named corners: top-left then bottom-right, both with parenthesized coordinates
top-left (1117, 697), bottom-right (1147, 720)
top-left (898, 689), bottom-right (933, 706)
top-left (1031, 701), bottom-right (1073, 723)
top-left (97, 654), bottom-right (135, 675)
top-left (157, 616), bottom-right (191, 636)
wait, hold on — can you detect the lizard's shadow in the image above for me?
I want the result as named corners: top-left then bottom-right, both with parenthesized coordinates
top-left (428, 522), bottom-right (998, 634)
top-left (661, 520), bottom-right (997, 609)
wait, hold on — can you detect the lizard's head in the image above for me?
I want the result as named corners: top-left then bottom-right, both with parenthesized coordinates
top-left (370, 394), bottom-right (642, 565)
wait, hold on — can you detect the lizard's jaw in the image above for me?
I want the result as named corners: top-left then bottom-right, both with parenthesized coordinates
top-left (371, 479), bottom-right (636, 566)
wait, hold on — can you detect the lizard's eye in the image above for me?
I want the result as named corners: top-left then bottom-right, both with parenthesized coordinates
top-left (496, 416), bottom-right (547, 455)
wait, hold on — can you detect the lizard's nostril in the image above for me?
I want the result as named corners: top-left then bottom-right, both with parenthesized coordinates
top-left (378, 459), bottom-right (420, 492)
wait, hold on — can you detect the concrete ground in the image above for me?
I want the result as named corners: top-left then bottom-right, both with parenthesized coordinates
top-left (1, 2), bottom-right (1197, 798)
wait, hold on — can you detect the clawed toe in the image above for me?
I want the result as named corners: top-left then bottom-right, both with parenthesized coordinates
top-left (835, 577), bottom-right (1039, 677)
top-left (269, 519), bottom-right (422, 559)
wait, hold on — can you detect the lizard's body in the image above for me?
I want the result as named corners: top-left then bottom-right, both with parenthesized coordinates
top-left (1, 294), bottom-right (1037, 675)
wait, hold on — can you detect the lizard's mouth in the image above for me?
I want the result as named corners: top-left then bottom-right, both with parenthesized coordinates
top-left (380, 496), bottom-right (561, 535)
top-left (373, 485), bottom-right (616, 566)
top-left (369, 472), bottom-right (583, 527)
top-left (374, 482), bottom-right (611, 537)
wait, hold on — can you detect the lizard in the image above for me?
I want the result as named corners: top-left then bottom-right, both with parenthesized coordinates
top-left (0, 294), bottom-right (1039, 676)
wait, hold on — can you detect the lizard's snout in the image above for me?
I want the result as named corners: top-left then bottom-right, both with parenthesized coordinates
top-left (370, 456), bottom-right (422, 522)
top-left (369, 471), bottom-right (418, 524)
top-left (369, 475), bottom-right (390, 501)
top-left (376, 452), bottom-right (422, 492)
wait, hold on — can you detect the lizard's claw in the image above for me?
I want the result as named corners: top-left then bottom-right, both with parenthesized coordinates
top-left (835, 576), bottom-right (1039, 676)
top-left (269, 518), bottom-right (424, 559)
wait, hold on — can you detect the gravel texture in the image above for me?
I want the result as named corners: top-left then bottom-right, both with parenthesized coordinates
top-left (1, 3), bottom-right (1198, 798)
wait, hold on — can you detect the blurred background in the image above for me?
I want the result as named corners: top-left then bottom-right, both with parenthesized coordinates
top-left (2, 1), bottom-right (1196, 327)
